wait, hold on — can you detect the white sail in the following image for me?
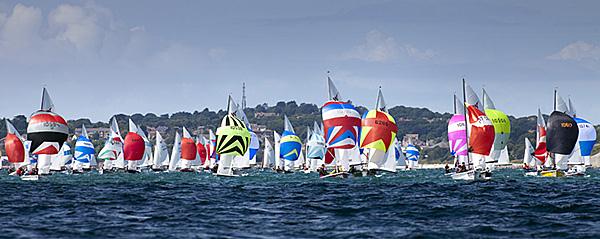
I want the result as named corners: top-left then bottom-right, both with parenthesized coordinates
top-left (327, 76), bottom-right (342, 101)
top-left (555, 91), bottom-right (569, 113)
top-left (49, 143), bottom-right (72, 171)
top-left (152, 131), bottom-right (169, 168)
top-left (482, 88), bottom-right (496, 110)
top-left (381, 140), bottom-right (398, 172)
top-left (465, 82), bottom-right (483, 111)
top-left (138, 126), bottom-right (153, 168)
top-left (262, 137), bottom-right (274, 168)
top-left (568, 98), bottom-right (577, 117)
top-left (523, 138), bottom-right (535, 166)
top-left (396, 144), bottom-right (407, 169)
top-left (41, 87), bottom-right (55, 112)
top-left (274, 131), bottom-right (281, 169)
top-left (168, 131), bottom-right (182, 171)
top-left (454, 94), bottom-right (465, 115)
top-left (376, 88), bottom-right (388, 112)
top-left (216, 154), bottom-right (235, 176)
top-left (567, 141), bottom-right (584, 165)
top-left (208, 129), bottom-right (217, 168)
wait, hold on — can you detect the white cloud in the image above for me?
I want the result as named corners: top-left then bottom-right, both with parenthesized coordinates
top-left (48, 3), bottom-right (114, 52)
top-left (548, 41), bottom-right (600, 61)
top-left (0, 4), bottom-right (42, 50)
top-left (0, 2), bottom-right (225, 69)
top-left (342, 30), bottom-right (436, 62)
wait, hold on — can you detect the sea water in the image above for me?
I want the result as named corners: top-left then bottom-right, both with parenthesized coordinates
top-left (1, 169), bottom-right (600, 238)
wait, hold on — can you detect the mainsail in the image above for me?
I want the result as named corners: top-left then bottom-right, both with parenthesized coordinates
top-left (168, 131), bottom-right (182, 171)
top-left (273, 131), bottom-right (282, 169)
top-left (50, 143), bottom-right (72, 171)
top-left (262, 136), bottom-right (275, 168)
top-left (523, 138), bottom-right (535, 167)
top-left (108, 117), bottom-right (125, 169)
top-left (152, 131), bottom-right (170, 168)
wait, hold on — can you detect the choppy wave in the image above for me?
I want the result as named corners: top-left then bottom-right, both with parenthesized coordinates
top-left (1, 169), bottom-right (600, 238)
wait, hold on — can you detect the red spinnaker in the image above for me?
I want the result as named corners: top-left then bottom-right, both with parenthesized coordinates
top-left (181, 138), bottom-right (197, 160)
top-left (124, 132), bottom-right (145, 161)
top-left (5, 133), bottom-right (24, 163)
top-left (197, 143), bottom-right (207, 164)
top-left (467, 105), bottom-right (495, 156)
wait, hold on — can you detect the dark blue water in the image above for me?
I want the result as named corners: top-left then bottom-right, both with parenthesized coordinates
top-left (1, 169), bottom-right (600, 238)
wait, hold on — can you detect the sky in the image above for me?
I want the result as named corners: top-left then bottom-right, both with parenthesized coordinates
top-left (0, 0), bottom-right (599, 122)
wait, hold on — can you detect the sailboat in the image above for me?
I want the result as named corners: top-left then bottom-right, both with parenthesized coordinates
top-left (4, 120), bottom-right (28, 173)
top-left (523, 138), bottom-right (538, 176)
top-left (321, 76), bottom-right (361, 176)
top-left (168, 131), bottom-right (182, 172)
top-left (360, 88), bottom-right (398, 176)
top-left (208, 129), bottom-right (217, 169)
top-left (72, 125), bottom-right (96, 174)
top-left (541, 90), bottom-right (579, 177)
top-left (395, 141), bottom-right (407, 170)
top-left (306, 122), bottom-right (326, 172)
top-left (280, 115), bottom-right (302, 172)
top-left (197, 136), bottom-right (209, 170)
top-left (152, 131), bottom-right (170, 171)
top-left (98, 138), bottom-right (118, 173)
top-left (406, 144), bottom-right (420, 169)
top-left (123, 119), bottom-right (145, 173)
top-left (26, 88), bottom-right (68, 179)
top-left (566, 99), bottom-right (595, 176)
top-left (273, 131), bottom-right (283, 171)
top-left (533, 108), bottom-right (548, 172)
top-left (137, 126), bottom-right (153, 171)
top-left (448, 94), bottom-right (468, 171)
top-left (215, 95), bottom-right (251, 177)
top-left (50, 142), bottom-right (73, 173)
top-left (482, 89), bottom-right (511, 167)
top-left (450, 80), bottom-right (495, 181)
top-left (179, 127), bottom-right (198, 172)
top-left (262, 136), bottom-right (275, 169)
top-left (106, 117), bottom-right (125, 172)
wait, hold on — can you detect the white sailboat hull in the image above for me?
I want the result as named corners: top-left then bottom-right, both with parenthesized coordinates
top-left (450, 169), bottom-right (491, 181)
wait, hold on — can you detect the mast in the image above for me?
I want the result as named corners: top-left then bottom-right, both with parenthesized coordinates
top-left (462, 79), bottom-right (471, 168)
top-left (554, 89), bottom-right (557, 112)
top-left (41, 88), bottom-right (46, 110)
top-left (242, 82), bottom-right (247, 110)
top-left (453, 94), bottom-right (457, 115)
top-left (482, 88), bottom-right (485, 109)
top-left (375, 86), bottom-right (381, 110)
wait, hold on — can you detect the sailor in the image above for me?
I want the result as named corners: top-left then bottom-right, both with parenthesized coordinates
top-left (444, 164), bottom-right (450, 174)
top-left (523, 163), bottom-right (530, 170)
top-left (317, 164), bottom-right (327, 176)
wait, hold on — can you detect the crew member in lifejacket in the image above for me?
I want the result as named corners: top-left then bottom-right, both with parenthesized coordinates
top-left (317, 164), bottom-right (327, 177)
